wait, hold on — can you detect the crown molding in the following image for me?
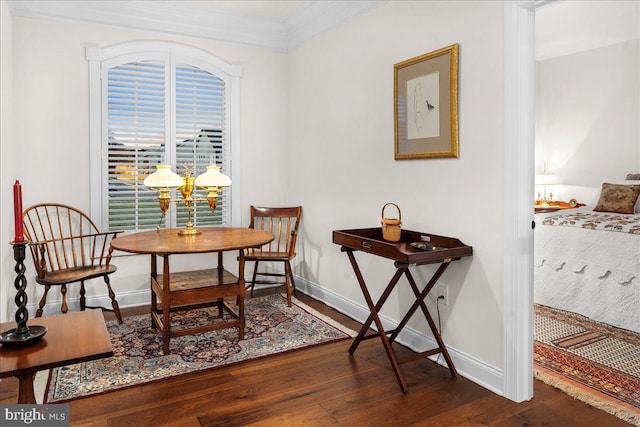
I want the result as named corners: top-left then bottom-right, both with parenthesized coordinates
top-left (8, 0), bottom-right (382, 51)
top-left (285, 1), bottom-right (382, 49)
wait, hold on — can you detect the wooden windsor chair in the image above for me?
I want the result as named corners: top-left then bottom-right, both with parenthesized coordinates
top-left (22, 203), bottom-right (123, 323)
top-left (245, 206), bottom-right (302, 306)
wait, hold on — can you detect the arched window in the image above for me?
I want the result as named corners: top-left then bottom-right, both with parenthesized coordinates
top-left (87, 42), bottom-right (242, 231)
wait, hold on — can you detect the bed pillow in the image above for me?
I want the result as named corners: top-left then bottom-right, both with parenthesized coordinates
top-left (615, 180), bottom-right (640, 213)
top-left (626, 173), bottom-right (640, 180)
top-left (593, 182), bottom-right (640, 214)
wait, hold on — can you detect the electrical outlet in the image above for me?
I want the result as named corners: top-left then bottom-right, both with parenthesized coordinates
top-left (436, 283), bottom-right (448, 306)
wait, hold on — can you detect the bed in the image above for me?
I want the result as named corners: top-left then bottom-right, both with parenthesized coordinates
top-left (534, 180), bottom-right (640, 333)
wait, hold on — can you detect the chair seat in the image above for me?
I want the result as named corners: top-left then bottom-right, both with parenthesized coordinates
top-left (36, 265), bottom-right (117, 286)
top-left (245, 251), bottom-right (293, 261)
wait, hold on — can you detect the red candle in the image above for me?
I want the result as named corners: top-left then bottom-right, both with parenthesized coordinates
top-left (14, 180), bottom-right (24, 243)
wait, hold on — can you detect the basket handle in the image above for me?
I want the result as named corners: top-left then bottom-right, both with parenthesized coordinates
top-left (381, 203), bottom-right (401, 220)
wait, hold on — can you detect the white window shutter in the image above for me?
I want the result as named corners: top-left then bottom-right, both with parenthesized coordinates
top-left (104, 59), bottom-right (230, 231)
top-left (107, 61), bottom-right (166, 231)
top-left (175, 63), bottom-right (228, 227)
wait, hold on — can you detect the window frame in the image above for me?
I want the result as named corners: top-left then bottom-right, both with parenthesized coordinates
top-left (87, 41), bottom-right (243, 231)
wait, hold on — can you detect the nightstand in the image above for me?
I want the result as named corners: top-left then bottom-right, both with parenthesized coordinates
top-left (535, 199), bottom-right (584, 213)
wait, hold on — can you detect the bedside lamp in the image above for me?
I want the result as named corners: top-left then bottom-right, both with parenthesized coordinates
top-left (535, 171), bottom-right (557, 206)
top-left (144, 164), bottom-right (231, 235)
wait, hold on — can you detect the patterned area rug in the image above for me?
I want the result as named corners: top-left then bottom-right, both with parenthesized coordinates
top-left (44, 294), bottom-right (355, 403)
top-left (534, 304), bottom-right (640, 425)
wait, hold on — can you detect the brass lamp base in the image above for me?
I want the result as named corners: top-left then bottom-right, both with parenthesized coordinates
top-left (178, 226), bottom-right (201, 236)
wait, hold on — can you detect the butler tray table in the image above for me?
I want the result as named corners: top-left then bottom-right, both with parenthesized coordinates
top-left (333, 228), bottom-right (472, 392)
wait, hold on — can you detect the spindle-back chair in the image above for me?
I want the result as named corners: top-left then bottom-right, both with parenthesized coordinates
top-left (22, 203), bottom-right (123, 323)
top-left (245, 206), bottom-right (302, 306)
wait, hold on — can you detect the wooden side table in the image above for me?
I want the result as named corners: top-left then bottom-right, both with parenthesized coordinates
top-left (534, 200), bottom-right (585, 213)
top-left (110, 227), bottom-right (274, 355)
top-left (333, 228), bottom-right (472, 393)
top-left (0, 310), bottom-right (113, 403)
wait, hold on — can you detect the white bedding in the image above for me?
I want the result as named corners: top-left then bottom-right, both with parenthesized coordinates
top-left (534, 208), bottom-right (640, 333)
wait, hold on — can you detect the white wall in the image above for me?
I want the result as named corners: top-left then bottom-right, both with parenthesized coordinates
top-left (288, 0), bottom-right (506, 379)
top-left (1, 1), bottom-right (15, 322)
top-left (536, 39), bottom-right (640, 204)
top-left (5, 15), bottom-right (289, 316)
top-left (2, 1), bottom-right (513, 396)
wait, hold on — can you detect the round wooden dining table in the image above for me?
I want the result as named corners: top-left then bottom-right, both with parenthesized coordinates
top-left (110, 227), bottom-right (274, 355)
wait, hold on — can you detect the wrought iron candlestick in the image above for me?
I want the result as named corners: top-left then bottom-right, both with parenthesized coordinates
top-left (0, 242), bottom-right (47, 347)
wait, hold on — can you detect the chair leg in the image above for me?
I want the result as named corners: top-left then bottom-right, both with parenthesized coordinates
top-left (80, 281), bottom-right (86, 311)
top-left (60, 284), bottom-right (68, 314)
top-left (36, 285), bottom-right (50, 318)
top-left (287, 260), bottom-right (297, 298)
top-left (283, 261), bottom-right (292, 307)
top-left (238, 293), bottom-right (245, 340)
top-left (104, 275), bottom-right (123, 324)
top-left (249, 260), bottom-right (260, 297)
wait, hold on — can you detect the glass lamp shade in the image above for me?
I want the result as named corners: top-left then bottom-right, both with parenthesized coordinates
top-left (195, 166), bottom-right (231, 188)
top-left (144, 165), bottom-right (183, 189)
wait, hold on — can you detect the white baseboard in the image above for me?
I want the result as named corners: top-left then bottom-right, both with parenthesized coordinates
top-left (25, 275), bottom-right (504, 396)
top-left (24, 288), bottom-right (151, 318)
top-left (294, 276), bottom-right (505, 397)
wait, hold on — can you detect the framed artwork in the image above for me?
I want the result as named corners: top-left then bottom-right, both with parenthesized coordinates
top-left (394, 44), bottom-right (459, 160)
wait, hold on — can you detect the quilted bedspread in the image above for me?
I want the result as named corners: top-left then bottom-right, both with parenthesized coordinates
top-left (534, 209), bottom-right (640, 333)
top-left (541, 211), bottom-right (640, 234)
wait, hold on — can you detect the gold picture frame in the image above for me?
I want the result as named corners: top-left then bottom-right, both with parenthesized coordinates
top-left (394, 44), bottom-right (459, 160)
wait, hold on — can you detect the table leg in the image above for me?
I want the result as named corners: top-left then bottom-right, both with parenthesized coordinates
top-left (237, 250), bottom-right (246, 340)
top-left (344, 249), bottom-right (408, 392)
top-left (216, 252), bottom-right (224, 318)
top-left (16, 372), bottom-right (36, 404)
top-left (387, 262), bottom-right (449, 343)
top-left (150, 255), bottom-right (158, 329)
top-left (162, 254), bottom-right (171, 355)
top-left (399, 265), bottom-right (457, 377)
top-left (348, 267), bottom-right (404, 354)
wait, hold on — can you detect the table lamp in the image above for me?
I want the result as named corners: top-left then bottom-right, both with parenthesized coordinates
top-left (144, 164), bottom-right (231, 235)
top-left (535, 170), bottom-right (557, 206)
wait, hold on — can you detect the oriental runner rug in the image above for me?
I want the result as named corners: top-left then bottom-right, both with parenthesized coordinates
top-left (42, 294), bottom-right (355, 403)
top-left (534, 304), bottom-right (640, 425)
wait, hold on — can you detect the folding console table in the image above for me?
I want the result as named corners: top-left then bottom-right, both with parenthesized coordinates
top-left (333, 228), bottom-right (472, 392)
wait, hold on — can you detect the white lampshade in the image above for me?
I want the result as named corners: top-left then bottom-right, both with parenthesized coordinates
top-left (535, 173), bottom-right (557, 186)
top-left (195, 165), bottom-right (231, 188)
top-left (144, 165), bottom-right (183, 188)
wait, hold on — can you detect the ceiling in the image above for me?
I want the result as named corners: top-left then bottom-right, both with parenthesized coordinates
top-left (536, 0), bottom-right (640, 61)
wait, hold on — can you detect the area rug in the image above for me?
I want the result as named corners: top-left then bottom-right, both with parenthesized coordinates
top-left (43, 294), bottom-right (355, 403)
top-left (534, 304), bottom-right (640, 425)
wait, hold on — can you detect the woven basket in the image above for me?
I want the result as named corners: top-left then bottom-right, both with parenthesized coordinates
top-left (381, 203), bottom-right (402, 242)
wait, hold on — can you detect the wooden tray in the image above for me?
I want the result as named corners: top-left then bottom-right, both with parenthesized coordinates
top-left (333, 228), bottom-right (472, 265)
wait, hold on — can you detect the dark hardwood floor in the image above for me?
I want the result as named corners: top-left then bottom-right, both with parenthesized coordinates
top-left (0, 289), bottom-right (629, 426)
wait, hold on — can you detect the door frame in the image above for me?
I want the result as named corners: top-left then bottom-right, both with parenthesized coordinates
top-left (503, 0), bottom-right (549, 402)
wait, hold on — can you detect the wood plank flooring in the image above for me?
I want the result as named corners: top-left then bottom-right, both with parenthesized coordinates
top-left (0, 290), bottom-right (629, 426)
